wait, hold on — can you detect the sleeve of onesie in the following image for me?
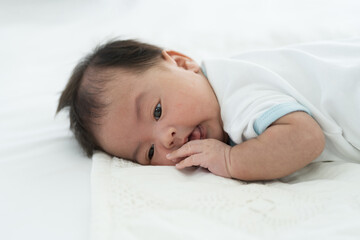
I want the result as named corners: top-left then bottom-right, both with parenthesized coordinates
top-left (253, 101), bottom-right (311, 135)
top-left (202, 58), bottom-right (313, 145)
top-left (220, 87), bottom-right (312, 144)
top-left (226, 100), bottom-right (311, 147)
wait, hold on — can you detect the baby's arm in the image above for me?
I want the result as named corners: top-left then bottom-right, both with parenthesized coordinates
top-left (226, 111), bottom-right (325, 180)
top-left (167, 111), bottom-right (325, 181)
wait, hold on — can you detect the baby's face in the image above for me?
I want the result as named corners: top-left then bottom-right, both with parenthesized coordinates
top-left (93, 50), bottom-right (226, 165)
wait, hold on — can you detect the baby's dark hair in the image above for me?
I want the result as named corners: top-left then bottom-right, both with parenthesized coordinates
top-left (57, 39), bottom-right (163, 157)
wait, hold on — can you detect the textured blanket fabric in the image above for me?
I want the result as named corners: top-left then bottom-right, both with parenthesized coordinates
top-left (91, 152), bottom-right (360, 240)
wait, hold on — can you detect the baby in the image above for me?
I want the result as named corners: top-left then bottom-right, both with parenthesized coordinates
top-left (57, 38), bottom-right (360, 181)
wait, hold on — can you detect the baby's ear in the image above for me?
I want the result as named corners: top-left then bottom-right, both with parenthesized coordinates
top-left (162, 50), bottom-right (200, 73)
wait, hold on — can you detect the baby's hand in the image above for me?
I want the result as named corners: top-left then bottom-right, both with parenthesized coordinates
top-left (166, 139), bottom-right (232, 178)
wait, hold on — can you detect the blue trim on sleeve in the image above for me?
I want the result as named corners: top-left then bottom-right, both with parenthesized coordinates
top-left (253, 102), bottom-right (311, 135)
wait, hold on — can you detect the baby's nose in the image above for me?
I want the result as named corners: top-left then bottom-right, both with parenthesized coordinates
top-left (159, 126), bottom-right (177, 149)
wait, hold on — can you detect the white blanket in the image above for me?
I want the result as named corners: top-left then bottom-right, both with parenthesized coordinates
top-left (91, 152), bottom-right (360, 239)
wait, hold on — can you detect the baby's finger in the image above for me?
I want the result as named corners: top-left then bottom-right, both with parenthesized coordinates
top-left (166, 140), bottom-right (202, 160)
top-left (175, 154), bottom-right (201, 169)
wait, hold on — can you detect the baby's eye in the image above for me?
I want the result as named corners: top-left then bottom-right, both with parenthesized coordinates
top-left (148, 144), bottom-right (155, 161)
top-left (154, 102), bottom-right (162, 120)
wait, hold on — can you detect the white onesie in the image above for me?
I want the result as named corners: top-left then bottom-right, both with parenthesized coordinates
top-left (201, 38), bottom-right (360, 163)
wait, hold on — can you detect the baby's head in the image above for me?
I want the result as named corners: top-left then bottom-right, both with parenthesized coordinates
top-left (57, 39), bottom-right (226, 165)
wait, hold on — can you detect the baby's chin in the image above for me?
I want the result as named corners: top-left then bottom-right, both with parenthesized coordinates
top-left (212, 128), bottom-right (228, 143)
top-left (206, 124), bottom-right (228, 143)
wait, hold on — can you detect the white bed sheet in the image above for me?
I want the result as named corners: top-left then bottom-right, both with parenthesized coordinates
top-left (92, 152), bottom-right (360, 240)
top-left (1, 0), bottom-right (360, 239)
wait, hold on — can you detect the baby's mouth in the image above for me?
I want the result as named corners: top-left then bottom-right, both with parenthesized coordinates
top-left (188, 125), bottom-right (206, 142)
